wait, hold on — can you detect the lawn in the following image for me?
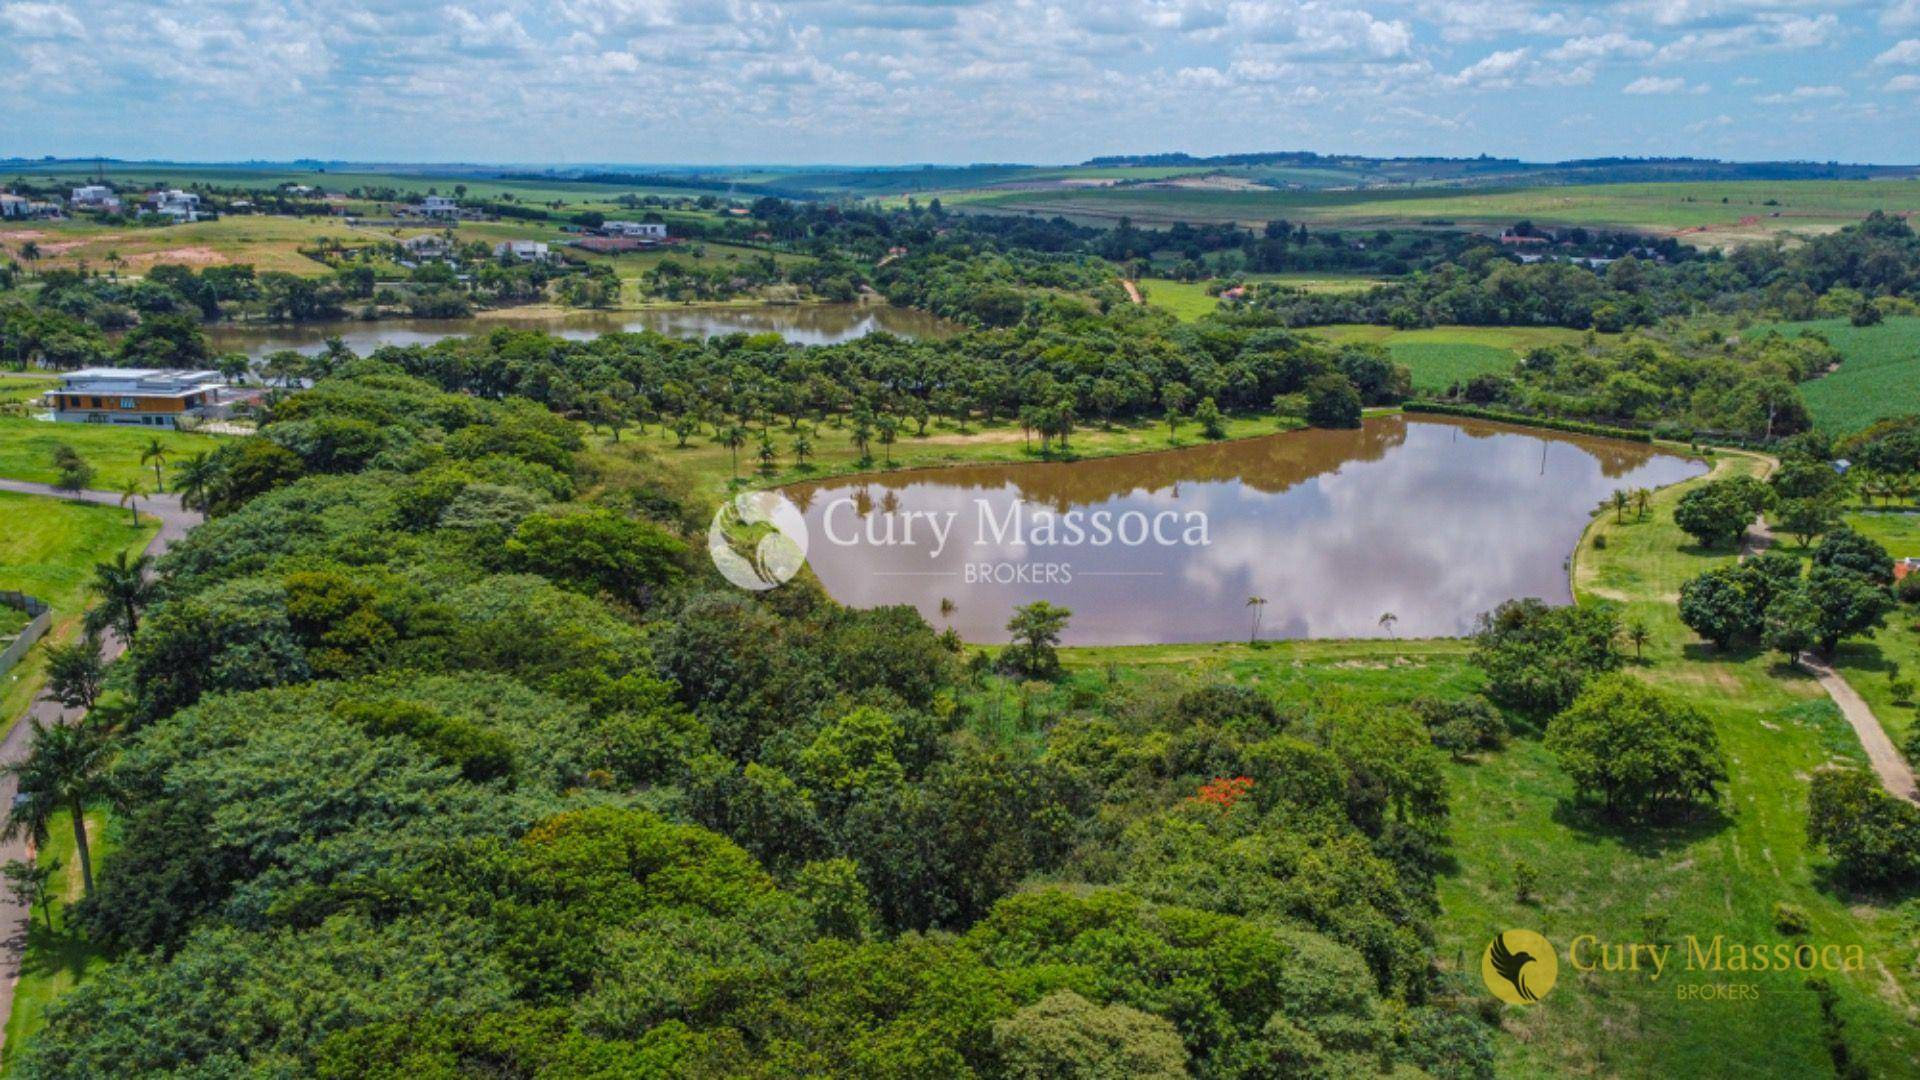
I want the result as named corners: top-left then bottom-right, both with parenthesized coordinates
top-left (0, 491), bottom-right (158, 727)
top-left (1829, 510), bottom-right (1920, 752)
top-left (1748, 316), bottom-right (1920, 434)
top-left (0, 377), bottom-right (57, 409)
top-left (0, 808), bottom-right (113, 1072)
top-left (1042, 446), bottom-right (1920, 1077)
top-left (0, 416), bottom-right (227, 491)
top-left (1311, 324), bottom-right (1603, 393)
top-left (1139, 274), bottom-right (1383, 322)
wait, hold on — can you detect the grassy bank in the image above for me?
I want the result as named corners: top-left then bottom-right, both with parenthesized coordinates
top-left (0, 417), bottom-right (226, 491)
top-left (0, 808), bottom-right (113, 1072)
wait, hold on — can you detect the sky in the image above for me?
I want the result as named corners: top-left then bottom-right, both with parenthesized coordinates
top-left (4, 0), bottom-right (1920, 166)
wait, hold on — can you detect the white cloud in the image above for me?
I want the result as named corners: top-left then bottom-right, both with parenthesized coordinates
top-left (1623, 75), bottom-right (1687, 94)
top-left (1887, 0), bottom-right (1920, 30)
top-left (1756, 84), bottom-right (1846, 103)
top-left (1874, 38), bottom-right (1920, 64)
top-left (0, 1), bottom-right (83, 38)
top-left (1545, 32), bottom-right (1653, 63)
top-left (1886, 73), bottom-right (1920, 90)
top-left (1685, 113), bottom-right (1735, 133)
top-left (1445, 47), bottom-right (1529, 88)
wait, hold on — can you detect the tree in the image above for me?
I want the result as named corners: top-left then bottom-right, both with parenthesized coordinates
top-left (1673, 483), bottom-right (1759, 548)
top-left (721, 423), bottom-right (748, 480)
top-left (1811, 526), bottom-right (1894, 585)
top-left (140, 437), bottom-right (170, 490)
top-left (1807, 768), bottom-right (1920, 887)
top-left (51, 444), bottom-right (93, 496)
top-left (1003, 601), bottom-right (1071, 679)
top-left (1194, 396), bottom-right (1225, 439)
top-left (1677, 565), bottom-right (1762, 650)
top-left (1546, 676), bottom-right (1727, 820)
top-left (1611, 488), bottom-right (1629, 523)
top-left (1775, 497), bottom-right (1839, 548)
top-left (1378, 611), bottom-right (1398, 639)
top-left (1625, 618), bottom-right (1651, 661)
top-left (117, 479), bottom-right (144, 526)
top-left (990, 990), bottom-right (1189, 1080)
top-left (1, 858), bottom-right (58, 932)
top-left (1304, 373), bottom-right (1362, 429)
top-left (505, 508), bottom-right (686, 608)
top-left (1472, 598), bottom-right (1621, 716)
top-left (86, 549), bottom-right (153, 640)
top-left (1761, 589), bottom-right (1819, 661)
top-left (792, 432), bottom-right (814, 468)
top-left (171, 452), bottom-right (220, 513)
top-left (42, 637), bottom-right (104, 710)
top-left (2, 717), bottom-right (110, 897)
top-left (1801, 566), bottom-right (1894, 656)
top-left (1246, 596), bottom-right (1267, 644)
top-left (876, 414), bottom-right (899, 465)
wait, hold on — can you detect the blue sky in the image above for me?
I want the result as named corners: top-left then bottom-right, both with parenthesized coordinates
top-left (4, 0), bottom-right (1919, 165)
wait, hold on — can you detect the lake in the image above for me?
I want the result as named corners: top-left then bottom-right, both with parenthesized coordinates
top-left (785, 416), bottom-right (1706, 646)
top-left (205, 303), bottom-right (958, 357)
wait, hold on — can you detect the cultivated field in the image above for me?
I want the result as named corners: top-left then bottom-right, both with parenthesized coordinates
top-left (1751, 316), bottom-right (1920, 433)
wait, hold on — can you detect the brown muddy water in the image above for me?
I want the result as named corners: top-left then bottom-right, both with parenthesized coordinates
top-left (205, 303), bottom-right (958, 357)
top-left (784, 415), bottom-right (1705, 646)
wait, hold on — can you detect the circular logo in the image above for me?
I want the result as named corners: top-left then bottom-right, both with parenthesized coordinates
top-left (708, 490), bottom-right (809, 591)
top-left (1481, 930), bottom-right (1557, 1004)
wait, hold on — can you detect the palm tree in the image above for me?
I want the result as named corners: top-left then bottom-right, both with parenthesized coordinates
top-left (939, 597), bottom-right (957, 626)
top-left (19, 240), bottom-right (40, 277)
top-left (86, 549), bottom-right (153, 639)
top-left (1378, 612), bottom-right (1398, 639)
top-left (876, 414), bottom-right (899, 465)
top-left (1626, 619), bottom-right (1651, 661)
top-left (1611, 489), bottom-right (1629, 523)
top-left (141, 438), bottom-right (170, 490)
top-left (117, 479), bottom-right (145, 526)
top-left (792, 432), bottom-right (814, 468)
top-left (721, 423), bottom-right (749, 480)
top-left (172, 452), bottom-right (219, 513)
top-left (1633, 488), bottom-right (1652, 521)
top-left (3, 718), bottom-right (109, 898)
top-left (1246, 596), bottom-right (1268, 644)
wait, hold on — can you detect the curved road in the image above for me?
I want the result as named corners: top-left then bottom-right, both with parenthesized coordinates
top-left (0, 479), bottom-right (197, 1052)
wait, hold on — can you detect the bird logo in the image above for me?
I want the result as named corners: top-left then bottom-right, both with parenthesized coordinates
top-left (1482, 929), bottom-right (1558, 1004)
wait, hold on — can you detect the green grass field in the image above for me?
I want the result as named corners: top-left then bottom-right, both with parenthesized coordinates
top-left (1748, 317), bottom-right (1920, 434)
top-left (1311, 324), bottom-right (1603, 392)
top-left (0, 490), bottom-right (158, 727)
top-left (0, 417), bottom-right (227, 491)
top-left (0, 808), bottom-right (113, 1072)
top-left (1139, 274), bottom-right (1382, 322)
top-left (1829, 510), bottom-right (1920, 752)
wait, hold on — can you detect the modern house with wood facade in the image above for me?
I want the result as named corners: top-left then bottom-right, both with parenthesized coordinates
top-left (43, 368), bottom-right (229, 429)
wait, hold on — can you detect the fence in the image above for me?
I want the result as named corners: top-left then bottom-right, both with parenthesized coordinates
top-left (0, 591), bottom-right (52, 681)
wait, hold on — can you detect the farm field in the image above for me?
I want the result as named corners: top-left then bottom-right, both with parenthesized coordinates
top-left (964, 179), bottom-right (1920, 243)
top-left (1749, 316), bottom-right (1920, 434)
top-left (0, 416), bottom-right (227, 491)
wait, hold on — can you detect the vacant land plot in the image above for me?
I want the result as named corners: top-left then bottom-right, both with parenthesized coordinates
top-left (0, 416), bottom-right (227, 490)
top-left (1309, 324), bottom-right (1601, 392)
top-left (1748, 316), bottom-right (1920, 433)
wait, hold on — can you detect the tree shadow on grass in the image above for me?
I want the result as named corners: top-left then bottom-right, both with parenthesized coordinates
top-left (1548, 798), bottom-right (1734, 858)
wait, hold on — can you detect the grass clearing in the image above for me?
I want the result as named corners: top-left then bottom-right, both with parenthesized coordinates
top-left (1311, 324), bottom-right (1604, 392)
top-left (0, 416), bottom-right (227, 491)
top-left (0, 807), bottom-right (113, 1072)
top-left (1749, 316), bottom-right (1920, 434)
top-left (1830, 510), bottom-right (1920, 752)
top-left (0, 491), bottom-right (158, 726)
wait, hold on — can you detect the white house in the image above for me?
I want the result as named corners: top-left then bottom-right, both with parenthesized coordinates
top-left (604, 220), bottom-right (667, 239)
top-left (0, 193), bottom-right (28, 219)
top-left (151, 189), bottom-right (202, 222)
top-left (421, 195), bottom-right (459, 218)
top-left (71, 185), bottom-right (120, 211)
top-left (493, 240), bottom-right (550, 261)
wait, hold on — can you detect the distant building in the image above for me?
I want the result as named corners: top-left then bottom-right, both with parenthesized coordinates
top-left (603, 221), bottom-right (667, 239)
top-left (1897, 558), bottom-right (1920, 583)
top-left (43, 368), bottom-right (228, 429)
top-left (1499, 231), bottom-right (1548, 247)
top-left (150, 189), bottom-right (202, 222)
top-left (421, 195), bottom-right (459, 217)
top-left (0, 193), bottom-right (28, 219)
top-left (493, 240), bottom-right (550, 261)
top-left (403, 234), bottom-right (454, 259)
top-left (71, 184), bottom-right (121, 211)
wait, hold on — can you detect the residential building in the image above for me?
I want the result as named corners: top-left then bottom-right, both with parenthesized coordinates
top-left (150, 189), bottom-right (202, 222)
top-left (403, 234), bottom-right (455, 259)
top-left (71, 184), bottom-right (121, 211)
top-left (604, 220), bottom-right (668, 239)
top-left (493, 240), bottom-right (550, 261)
top-left (43, 368), bottom-right (228, 429)
top-left (421, 195), bottom-right (459, 217)
top-left (0, 193), bottom-right (28, 219)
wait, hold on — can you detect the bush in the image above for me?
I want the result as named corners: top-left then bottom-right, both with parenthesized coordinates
top-left (1402, 400), bottom-right (1651, 442)
top-left (1772, 901), bottom-right (1811, 936)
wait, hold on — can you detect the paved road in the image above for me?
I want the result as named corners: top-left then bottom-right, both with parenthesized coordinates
top-left (1740, 507), bottom-right (1919, 804)
top-left (0, 479), bottom-right (197, 1052)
